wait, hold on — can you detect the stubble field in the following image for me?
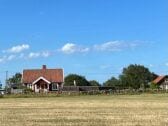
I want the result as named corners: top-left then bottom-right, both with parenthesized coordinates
top-left (1, 94), bottom-right (168, 126)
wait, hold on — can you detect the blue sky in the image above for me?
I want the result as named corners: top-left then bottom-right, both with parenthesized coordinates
top-left (0, 0), bottom-right (168, 85)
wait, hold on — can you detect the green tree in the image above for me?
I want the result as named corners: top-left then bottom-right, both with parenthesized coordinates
top-left (118, 75), bottom-right (128, 89)
top-left (89, 80), bottom-right (101, 86)
top-left (120, 64), bottom-right (155, 89)
top-left (7, 73), bottom-right (22, 88)
top-left (64, 74), bottom-right (90, 86)
top-left (103, 77), bottom-right (120, 88)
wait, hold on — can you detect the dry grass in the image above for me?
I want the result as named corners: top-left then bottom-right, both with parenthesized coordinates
top-left (1, 94), bottom-right (168, 126)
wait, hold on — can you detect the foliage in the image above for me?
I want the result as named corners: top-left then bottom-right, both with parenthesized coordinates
top-left (150, 82), bottom-right (160, 89)
top-left (89, 80), bottom-right (101, 86)
top-left (64, 74), bottom-right (90, 86)
top-left (8, 73), bottom-right (22, 84)
top-left (104, 64), bottom-right (157, 89)
top-left (7, 73), bottom-right (22, 88)
top-left (120, 64), bottom-right (155, 89)
top-left (103, 77), bottom-right (120, 88)
top-left (118, 75), bottom-right (128, 89)
top-left (24, 88), bottom-right (34, 94)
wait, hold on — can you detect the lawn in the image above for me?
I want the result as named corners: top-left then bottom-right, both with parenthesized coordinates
top-left (1, 94), bottom-right (168, 126)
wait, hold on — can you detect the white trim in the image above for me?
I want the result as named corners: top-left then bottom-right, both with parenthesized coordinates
top-left (32, 76), bottom-right (51, 85)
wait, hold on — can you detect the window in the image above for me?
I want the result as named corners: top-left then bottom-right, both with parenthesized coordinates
top-left (52, 83), bottom-right (57, 90)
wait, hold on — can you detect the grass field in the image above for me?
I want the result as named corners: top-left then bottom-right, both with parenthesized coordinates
top-left (1, 94), bottom-right (168, 126)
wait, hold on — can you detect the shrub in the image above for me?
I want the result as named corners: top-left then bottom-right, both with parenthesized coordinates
top-left (24, 88), bottom-right (33, 94)
top-left (150, 82), bottom-right (159, 89)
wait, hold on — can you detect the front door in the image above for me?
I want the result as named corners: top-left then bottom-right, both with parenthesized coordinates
top-left (41, 84), bottom-right (45, 89)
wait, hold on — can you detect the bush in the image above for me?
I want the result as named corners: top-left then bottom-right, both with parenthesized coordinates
top-left (150, 82), bottom-right (160, 89)
top-left (24, 88), bottom-right (33, 94)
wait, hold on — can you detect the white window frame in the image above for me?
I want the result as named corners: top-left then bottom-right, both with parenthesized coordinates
top-left (52, 83), bottom-right (58, 90)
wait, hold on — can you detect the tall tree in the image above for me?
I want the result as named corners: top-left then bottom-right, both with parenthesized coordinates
top-left (7, 73), bottom-right (22, 88)
top-left (64, 74), bottom-right (90, 86)
top-left (120, 64), bottom-right (155, 89)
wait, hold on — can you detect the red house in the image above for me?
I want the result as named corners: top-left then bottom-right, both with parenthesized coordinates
top-left (22, 65), bottom-right (64, 93)
top-left (153, 75), bottom-right (168, 90)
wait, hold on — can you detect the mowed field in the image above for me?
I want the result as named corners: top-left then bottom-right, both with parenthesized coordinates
top-left (1, 94), bottom-right (168, 126)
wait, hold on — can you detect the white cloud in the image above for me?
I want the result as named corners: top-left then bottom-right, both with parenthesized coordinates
top-left (60, 43), bottom-right (89, 54)
top-left (61, 43), bottom-right (76, 54)
top-left (60, 41), bottom-right (142, 54)
top-left (28, 51), bottom-right (51, 59)
top-left (0, 55), bottom-right (16, 63)
top-left (94, 41), bottom-right (122, 51)
top-left (41, 51), bottom-right (50, 57)
top-left (0, 44), bottom-right (53, 62)
top-left (28, 52), bottom-right (40, 58)
top-left (94, 41), bottom-right (139, 52)
top-left (4, 44), bottom-right (30, 53)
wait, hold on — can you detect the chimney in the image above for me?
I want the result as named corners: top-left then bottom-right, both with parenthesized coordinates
top-left (42, 65), bottom-right (47, 70)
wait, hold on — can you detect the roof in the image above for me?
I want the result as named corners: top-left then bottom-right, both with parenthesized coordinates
top-left (153, 75), bottom-right (166, 84)
top-left (22, 65), bottom-right (63, 83)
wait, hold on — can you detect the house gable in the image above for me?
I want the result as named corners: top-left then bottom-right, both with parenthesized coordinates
top-left (32, 76), bottom-right (51, 85)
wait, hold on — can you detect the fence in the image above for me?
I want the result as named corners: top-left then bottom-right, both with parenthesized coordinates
top-left (7, 85), bottom-right (168, 95)
top-left (62, 86), bottom-right (100, 91)
top-left (11, 89), bottom-right (23, 94)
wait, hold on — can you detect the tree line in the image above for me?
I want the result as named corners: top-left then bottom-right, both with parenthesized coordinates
top-left (7, 64), bottom-right (158, 89)
top-left (64, 64), bottom-right (157, 89)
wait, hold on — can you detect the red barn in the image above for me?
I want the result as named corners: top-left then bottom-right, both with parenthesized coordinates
top-left (22, 65), bottom-right (64, 93)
